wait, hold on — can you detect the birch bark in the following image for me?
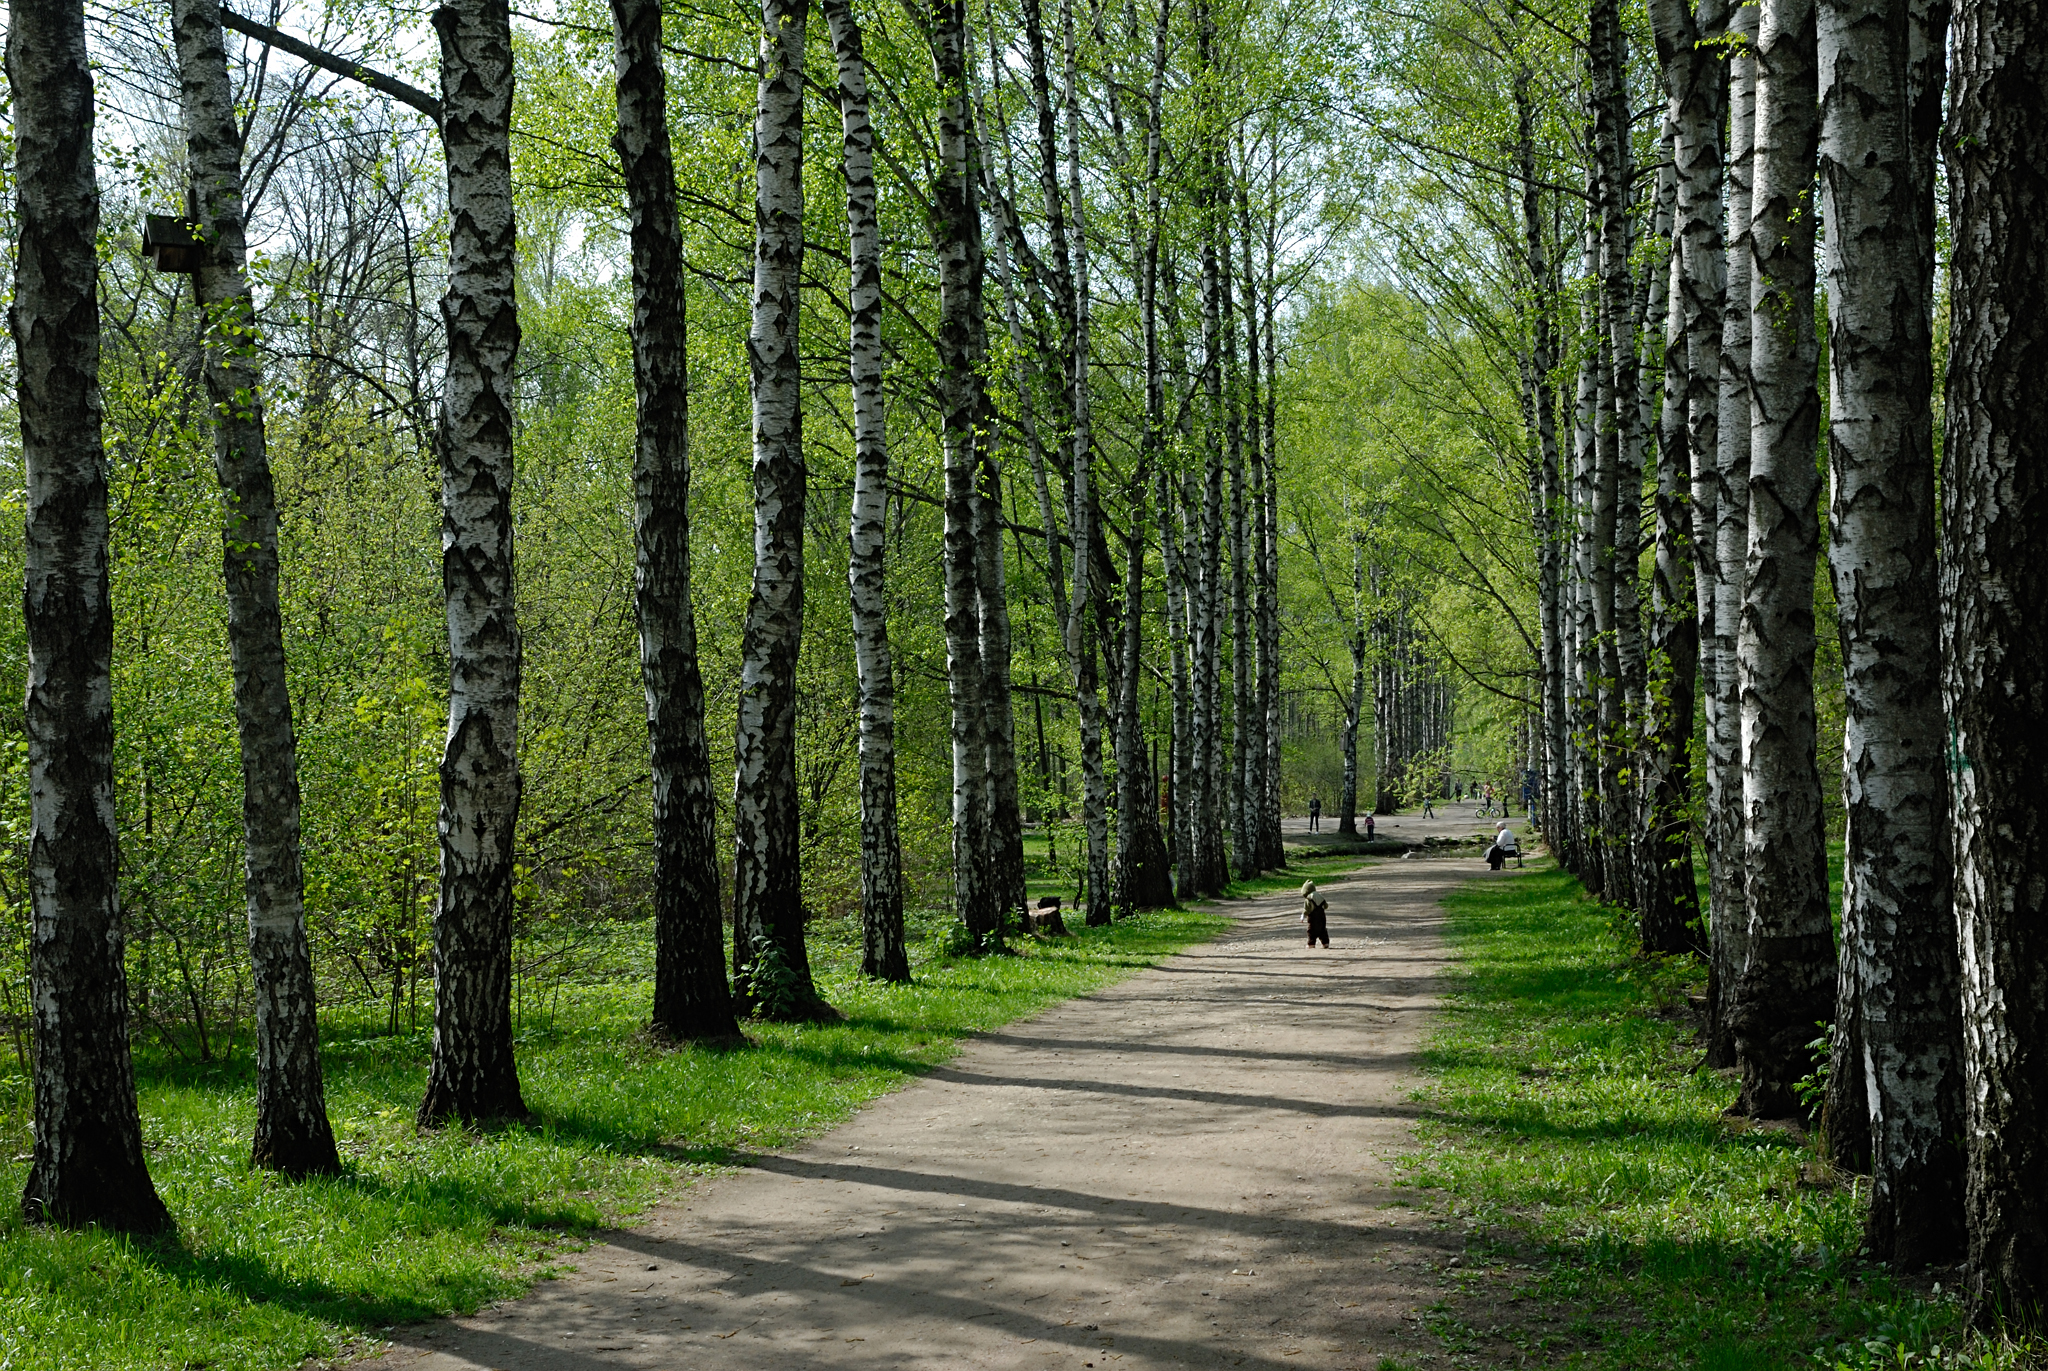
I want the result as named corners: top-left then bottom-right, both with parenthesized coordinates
top-left (936, 0), bottom-right (1001, 944)
top-left (13, 0), bottom-right (173, 1233)
top-left (1059, 0), bottom-right (1111, 925)
top-left (820, 0), bottom-right (909, 980)
top-left (1707, 0), bottom-right (1759, 1067)
top-left (419, 0), bottom-right (528, 1125)
top-left (1731, 0), bottom-right (1833, 1119)
top-left (1640, 147), bottom-right (1701, 951)
top-left (611, 0), bottom-right (746, 1033)
top-left (732, 0), bottom-right (828, 1015)
top-left (1569, 225), bottom-right (1604, 888)
top-left (173, 0), bottom-right (343, 1171)
top-left (1942, 0), bottom-right (2048, 1320)
top-left (1818, 0), bottom-right (1959, 1261)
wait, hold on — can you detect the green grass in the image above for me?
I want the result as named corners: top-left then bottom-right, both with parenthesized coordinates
top-left (0, 901), bottom-right (1230, 1371)
top-left (1402, 858), bottom-right (2028, 1371)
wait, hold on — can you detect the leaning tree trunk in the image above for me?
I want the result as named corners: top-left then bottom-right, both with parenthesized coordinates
top-left (822, 0), bottom-right (909, 980)
top-left (613, 0), bottom-right (748, 1032)
top-left (419, 0), bottom-right (528, 1126)
top-left (1817, 0), bottom-right (1960, 1263)
top-left (1730, 0), bottom-right (1833, 1121)
top-left (173, 0), bottom-right (342, 1173)
top-left (732, 0), bottom-right (828, 1016)
top-left (13, 0), bottom-right (174, 1235)
top-left (1943, 0), bottom-right (2048, 1323)
top-left (1706, 0), bottom-right (1759, 1068)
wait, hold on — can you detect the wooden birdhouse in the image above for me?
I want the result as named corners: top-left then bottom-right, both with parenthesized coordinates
top-left (142, 215), bottom-right (204, 273)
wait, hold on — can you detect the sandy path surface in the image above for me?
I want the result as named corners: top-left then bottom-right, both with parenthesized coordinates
top-left (370, 857), bottom-right (1487, 1371)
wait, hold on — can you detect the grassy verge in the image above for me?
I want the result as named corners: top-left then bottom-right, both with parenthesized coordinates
top-left (1399, 858), bottom-right (2025, 1371)
top-left (0, 900), bottom-right (1232, 1371)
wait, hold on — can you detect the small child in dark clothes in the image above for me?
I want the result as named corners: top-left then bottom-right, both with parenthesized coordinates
top-left (1300, 880), bottom-right (1330, 948)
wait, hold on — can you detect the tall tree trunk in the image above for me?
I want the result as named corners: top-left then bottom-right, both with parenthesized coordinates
top-left (1591, 0), bottom-right (1642, 908)
top-left (1058, 0), bottom-right (1111, 925)
top-left (937, 0), bottom-right (1000, 946)
top-left (1571, 221), bottom-right (1604, 892)
top-left (1730, 0), bottom-right (1832, 1120)
top-left (614, 0), bottom-right (746, 1032)
top-left (978, 454), bottom-right (1026, 923)
top-left (1639, 144), bottom-right (1701, 953)
top-left (820, 0), bottom-right (909, 982)
top-left (1650, 0), bottom-right (1729, 954)
top-left (1515, 69), bottom-right (1567, 860)
top-left (174, 0), bottom-right (343, 1173)
top-left (1707, 0), bottom-right (1759, 1067)
top-left (1258, 173), bottom-right (1285, 868)
top-left (1234, 165), bottom-right (1270, 874)
top-left (1222, 213), bottom-right (1253, 879)
top-left (1339, 545), bottom-right (1366, 834)
top-left (1943, 0), bottom-right (2048, 1322)
top-left (12, 0), bottom-right (174, 1234)
top-left (1116, 5), bottom-right (1176, 912)
top-left (732, 0), bottom-right (828, 1016)
top-left (419, 0), bottom-right (528, 1126)
top-left (1817, 0), bottom-right (1960, 1261)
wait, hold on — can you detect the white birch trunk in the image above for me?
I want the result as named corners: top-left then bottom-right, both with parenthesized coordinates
top-left (420, 0), bottom-right (529, 1124)
top-left (13, 0), bottom-right (172, 1234)
top-left (1731, 0), bottom-right (1833, 1119)
top-left (173, 0), bottom-right (342, 1173)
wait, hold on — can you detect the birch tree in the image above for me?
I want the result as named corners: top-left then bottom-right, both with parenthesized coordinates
top-left (1816, 0), bottom-right (1959, 1262)
top-left (612, 0), bottom-right (746, 1032)
top-left (823, 0), bottom-right (910, 979)
top-left (13, 0), bottom-right (174, 1234)
top-left (418, 0), bottom-right (529, 1126)
top-left (1730, 0), bottom-right (1833, 1120)
top-left (732, 0), bottom-right (830, 1017)
top-left (173, 0), bottom-right (343, 1171)
top-left (1942, 0), bottom-right (2048, 1322)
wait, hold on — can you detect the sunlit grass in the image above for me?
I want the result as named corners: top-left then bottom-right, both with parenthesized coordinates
top-left (1405, 858), bottom-right (2029, 1371)
top-left (0, 902), bottom-right (1229, 1371)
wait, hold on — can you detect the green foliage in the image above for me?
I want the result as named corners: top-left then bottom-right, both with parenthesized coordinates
top-left (740, 934), bottom-right (806, 1021)
top-left (1401, 862), bottom-right (2028, 1370)
top-left (0, 907), bottom-right (1225, 1371)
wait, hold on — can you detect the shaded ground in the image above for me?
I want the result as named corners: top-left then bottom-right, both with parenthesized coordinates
top-left (366, 858), bottom-right (1496, 1371)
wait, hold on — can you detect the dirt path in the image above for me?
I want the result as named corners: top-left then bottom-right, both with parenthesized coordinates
top-left (370, 857), bottom-right (1489, 1371)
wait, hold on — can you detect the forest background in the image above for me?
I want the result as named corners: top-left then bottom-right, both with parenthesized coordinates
top-left (0, 0), bottom-right (1605, 1072)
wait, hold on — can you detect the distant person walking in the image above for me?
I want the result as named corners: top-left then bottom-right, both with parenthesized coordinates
top-left (1300, 880), bottom-right (1331, 948)
top-left (1364, 812), bottom-right (1375, 840)
top-left (1308, 795), bottom-right (1322, 832)
top-left (1421, 791), bottom-right (1435, 818)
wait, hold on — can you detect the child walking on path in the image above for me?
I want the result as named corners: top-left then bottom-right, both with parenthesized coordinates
top-left (1301, 880), bottom-right (1331, 948)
